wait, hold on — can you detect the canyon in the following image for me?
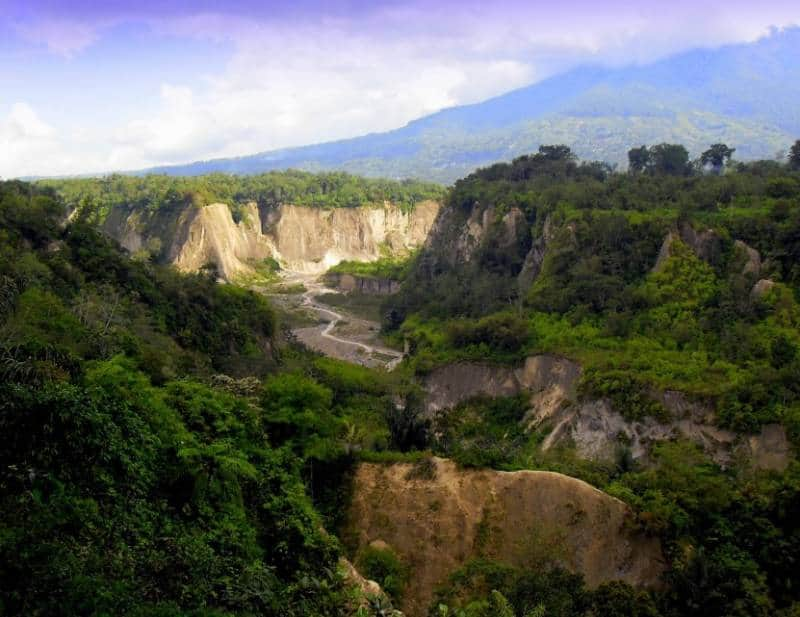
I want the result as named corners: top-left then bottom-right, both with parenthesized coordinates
top-left (103, 199), bottom-right (440, 279)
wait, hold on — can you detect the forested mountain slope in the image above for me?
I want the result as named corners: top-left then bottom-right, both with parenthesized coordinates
top-left (141, 28), bottom-right (800, 183)
top-left (377, 145), bottom-right (800, 614)
top-left (0, 179), bottom-right (669, 617)
top-left (392, 145), bottom-right (800, 432)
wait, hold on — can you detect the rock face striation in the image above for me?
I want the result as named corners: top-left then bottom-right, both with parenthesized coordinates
top-left (422, 354), bottom-right (792, 470)
top-left (103, 200), bottom-right (441, 279)
top-left (324, 272), bottom-right (401, 295)
top-left (345, 457), bottom-right (665, 617)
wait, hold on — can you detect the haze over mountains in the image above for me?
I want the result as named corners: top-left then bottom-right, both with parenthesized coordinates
top-left (142, 27), bottom-right (800, 183)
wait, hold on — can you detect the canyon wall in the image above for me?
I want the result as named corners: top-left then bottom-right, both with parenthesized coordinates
top-left (421, 355), bottom-right (792, 471)
top-left (103, 200), bottom-right (440, 279)
top-left (345, 457), bottom-right (665, 617)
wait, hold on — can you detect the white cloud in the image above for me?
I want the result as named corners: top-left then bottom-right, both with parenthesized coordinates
top-left (0, 103), bottom-right (59, 177)
top-left (15, 18), bottom-right (105, 57)
top-left (101, 25), bottom-right (539, 170)
top-left (3, 3), bottom-right (800, 176)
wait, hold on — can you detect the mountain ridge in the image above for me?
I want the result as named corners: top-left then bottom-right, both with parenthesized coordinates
top-left (138, 27), bottom-right (800, 183)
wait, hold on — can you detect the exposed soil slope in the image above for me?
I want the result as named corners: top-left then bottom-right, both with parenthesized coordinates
top-left (422, 355), bottom-right (792, 470)
top-left (345, 457), bottom-right (665, 616)
top-left (105, 200), bottom-right (441, 279)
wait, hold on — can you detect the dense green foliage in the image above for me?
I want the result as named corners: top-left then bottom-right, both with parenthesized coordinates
top-left (392, 146), bottom-right (800, 432)
top-left (355, 546), bottom-right (408, 604)
top-left (434, 561), bottom-right (660, 617)
top-left (41, 170), bottom-right (445, 224)
top-left (0, 181), bottom-right (377, 615)
top-left (386, 145), bottom-right (800, 616)
top-left (327, 251), bottom-right (418, 282)
top-left (6, 142), bottom-right (800, 617)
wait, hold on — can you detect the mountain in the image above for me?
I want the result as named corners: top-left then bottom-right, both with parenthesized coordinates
top-left (145, 27), bottom-right (800, 183)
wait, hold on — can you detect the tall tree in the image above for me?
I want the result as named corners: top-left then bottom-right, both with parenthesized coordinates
top-left (538, 145), bottom-right (576, 161)
top-left (790, 140), bottom-right (800, 170)
top-left (628, 146), bottom-right (651, 174)
top-left (650, 143), bottom-right (690, 176)
top-left (701, 144), bottom-right (736, 174)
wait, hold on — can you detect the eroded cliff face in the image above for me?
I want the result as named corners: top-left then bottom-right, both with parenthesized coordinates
top-left (170, 202), bottom-right (273, 279)
top-left (325, 272), bottom-right (401, 295)
top-left (270, 201), bottom-right (439, 273)
top-left (345, 457), bottom-right (665, 617)
top-left (422, 355), bottom-right (792, 471)
top-left (103, 200), bottom-right (440, 279)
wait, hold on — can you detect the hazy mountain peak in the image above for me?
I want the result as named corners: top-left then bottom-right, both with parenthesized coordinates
top-left (144, 27), bottom-right (800, 183)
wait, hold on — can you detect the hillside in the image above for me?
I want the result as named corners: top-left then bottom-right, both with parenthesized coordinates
top-left (4, 154), bottom-right (800, 617)
top-left (140, 28), bottom-right (800, 183)
top-left (41, 171), bottom-right (444, 278)
top-left (346, 457), bottom-right (664, 616)
top-left (376, 146), bottom-right (800, 614)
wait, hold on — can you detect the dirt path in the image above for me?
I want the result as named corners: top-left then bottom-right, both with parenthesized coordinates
top-left (279, 274), bottom-right (404, 370)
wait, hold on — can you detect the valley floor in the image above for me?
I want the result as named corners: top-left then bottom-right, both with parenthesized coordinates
top-left (267, 272), bottom-right (404, 370)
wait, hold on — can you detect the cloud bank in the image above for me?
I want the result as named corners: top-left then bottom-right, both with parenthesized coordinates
top-left (1, 0), bottom-right (799, 177)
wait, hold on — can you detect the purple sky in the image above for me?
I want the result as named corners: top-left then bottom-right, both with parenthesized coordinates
top-left (2, 0), bottom-right (799, 177)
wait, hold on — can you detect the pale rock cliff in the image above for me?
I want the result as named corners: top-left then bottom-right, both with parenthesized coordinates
top-left (104, 200), bottom-right (440, 280)
top-left (422, 354), bottom-right (792, 470)
top-left (653, 222), bottom-right (764, 280)
top-left (345, 457), bottom-right (665, 617)
top-left (170, 202), bottom-right (273, 279)
top-left (752, 278), bottom-right (776, 298)
top-left (325, 272), bottom-right (401, 295)
top-left (421, 201), bottom-right (532, 268)
top-left (269, 201), bottom-right (439, 273)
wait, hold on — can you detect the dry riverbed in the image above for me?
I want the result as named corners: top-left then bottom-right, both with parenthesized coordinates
top-left (265, 273), bottom-right (404, 370)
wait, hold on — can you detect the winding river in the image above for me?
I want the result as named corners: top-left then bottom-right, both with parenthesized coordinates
top-left (278, 274), bottom-right (404, 370)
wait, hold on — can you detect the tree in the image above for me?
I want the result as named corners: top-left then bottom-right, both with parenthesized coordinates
top-left (790, 140), bottom-right (800, 170)
top-left (538, 144), bottom-right (576, 161)
top-left (649, 143), bottom-right (690, 176)
top-left (628, 146), bottom-right (651, 173)
top-left (701, 143), bottom-right (736, 174)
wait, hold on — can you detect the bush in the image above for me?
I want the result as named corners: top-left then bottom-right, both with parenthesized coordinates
top-left (447, 313), bottom-right (530, 354)
top-left (357, 545), bottom-right (408, 603)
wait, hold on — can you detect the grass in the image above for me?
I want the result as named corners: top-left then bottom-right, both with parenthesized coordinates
top-left (327, 250), bottom-right (418, 281)
top-left (316, 291), bottom-right (384, 322)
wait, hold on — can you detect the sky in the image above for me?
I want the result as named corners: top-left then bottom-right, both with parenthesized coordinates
top-left (1, 0), bottom-right (800, 178)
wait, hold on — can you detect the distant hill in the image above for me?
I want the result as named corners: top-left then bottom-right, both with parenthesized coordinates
top-left (145, 27), bottom-right (800, 184)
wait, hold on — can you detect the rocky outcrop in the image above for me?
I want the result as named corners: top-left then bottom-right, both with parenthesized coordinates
top-left (449, 204), bottom-right (495, 264)
top-left (654, 223), bottom-right (764, 281)
top-left (423, 363), bottom-right (520, 414)
top-left (653, 222), bottom-right (724, 272)
top-left (170, 202), bottom-right (273, 279)
top-left (518, 215), bottom-right (554, 290)
top-left (676, 222), bottom-right (724, 263)
top-left (345, 457), bottom-right (665, 617)
top-left (422, 202), bottom-right (532, 268)
top-left (325, 272), bottom-right (400, 295)
top-left (340, 558), bottom-right (400, 615)
top-left (422, 355), bottom-right (792, 470)
top-left (518, 354), bottom-right (582, 428)
top-left (734, 239), bottom-right (762, 277)
top-left (104, 200), bottom-right (440, 280)
top-left (752, 278), bottom-right (776, 298)
top-left (422, 355), bottom-right (581, 416)
top-left (533, 372), bottom-right (791, 470)
top-left (746, 424), bottom-right (793, 471)
top-left (269, 201), bottom-right (440, 273)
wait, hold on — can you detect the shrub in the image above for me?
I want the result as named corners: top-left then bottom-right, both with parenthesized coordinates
top-left (357, 545), bottom-right (408, 603)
